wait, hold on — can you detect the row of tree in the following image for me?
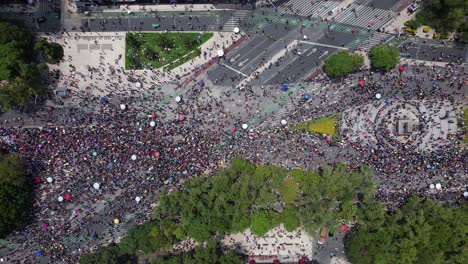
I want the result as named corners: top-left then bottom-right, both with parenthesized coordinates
top-left (324, 44), bottom-right (400, 78)
top-left (0, 154), bottom-right (31, 238)
top-left (80, 158), bottom-right (375, 263)
top-left (345, 196), bottom-right (467, 264)
top-left (0, 22), bottom-right (63, 111)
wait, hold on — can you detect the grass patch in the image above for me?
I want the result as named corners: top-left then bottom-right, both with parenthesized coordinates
top-left (125, 32), bottom-right (213, 70)
top-left (279, 179), bottom-right (298, 204)
top-left (294, 116), bottom-right (338, 135)
top-left (163, 48), bottom-right (202, 71)
top-left (464, 109), bottom-right (468, 144)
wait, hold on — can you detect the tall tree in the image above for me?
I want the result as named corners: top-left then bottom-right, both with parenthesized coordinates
top-left (0, 154), bottom-right (31, 238)
top-left (369, 45), bottom-right (400, 70)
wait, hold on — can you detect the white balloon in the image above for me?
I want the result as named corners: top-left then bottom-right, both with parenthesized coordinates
top-left (175, 96), bottom-right (181, 103)
top-left (217, 50), bottom-right (224, 57)
top-left (281, 119), bottom-right (287, 125)
top-left (435, 183), bottom-right (441, 190)
top-left (463, 192), bottom-right (468, 197)
top-left (233, 27), bottom-right (240, 34)
top-left (120, 104), bottom-right (126, 110)
top-left (303, 35), bottom-right (308, 39)
top-left (150, 121), bottom-right (156, 127)
top-left (131, 154), bottom-right (137, 161)
top-left (93, 183), bottom-right (100, 190)
top-left (46, 177), bottom-right (53, 183)
top-left (242, 124), bottom-right (248, 130)
top-left (375, 93), bottom-right (382, 99)
top-left (135, 196), bottom-right (141, 202)
top-left (58, 196), bottom-right (64, 202)
top-left (429, 184), bottom-right (435, 190)
top-left (135, 82), bottom-right (141, 88)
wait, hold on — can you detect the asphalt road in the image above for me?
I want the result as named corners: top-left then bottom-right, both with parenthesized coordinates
top-left (79, 11), bottom-right (233, 32)
top-left (207, 23), bottom-right (356, 86)
top-left (399, 43), bottom-right (467, 64)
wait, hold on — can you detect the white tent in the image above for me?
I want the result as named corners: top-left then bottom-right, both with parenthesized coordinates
top-left (93, 183), bottom-right (100, 190)
top-left (135, 196), bottom-right (141, 202)
top-left (58, 196), bottom-right (64, 202)
top-left (375, 93), bottom-right (382, 99)
top-left (435, 183), bottom-right (441, 190)
top-left (175, 96), bottom-right (181, 103)
top-left (464, 191), bottom-right (468, 197)
top-left (233, 27), bottom-right (240, 34)
top-left (47, 177), bottom-right (53, 183)
top-left (135, 82), bottom-right (141, 88)
top-left (429, 184), bottom-right (435, 190)
top-left (150, 121), bottom-right (156, 127)
top-left (131, 154), bottom-right (137, 161)
top-left (242, 124), bottom-right (248, 130)
top-left (281, 119), bottom-right (287, 126)
top-left (217, 50), bottom-right (224, 57)
top-left (120, 104), bottom-right (126, 110)
top-left (303, 35), bottom-right (308, 40)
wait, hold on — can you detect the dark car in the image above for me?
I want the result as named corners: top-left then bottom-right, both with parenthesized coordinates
top-left (37, 16), bottom-right (46, 23)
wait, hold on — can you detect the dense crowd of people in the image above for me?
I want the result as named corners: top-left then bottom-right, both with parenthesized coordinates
top-left (0, 4), bottom-right (467, 263)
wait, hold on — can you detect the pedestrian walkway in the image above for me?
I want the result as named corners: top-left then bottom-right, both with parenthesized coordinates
top-left (333, 3), bottom-right (396, 30)
top-left (223, 9), bottom-right (250, 31)
top-left (356, 32), bottom-right (393, 50)
top-left (270, 0), bottom-right (342, 19)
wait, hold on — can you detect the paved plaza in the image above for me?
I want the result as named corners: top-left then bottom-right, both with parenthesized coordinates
top-left (341, 100), bottom-right (458, 152)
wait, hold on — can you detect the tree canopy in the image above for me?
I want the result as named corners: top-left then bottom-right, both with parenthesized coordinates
top-left (0, 22), bottom-right (34, 80)
top-left (416, 0), bottom-right (467, 41)
top-left (79, 245), bottom-right (136, 264)
top-left (0, 22), bottom-right (48, 111)
top-left (324, 51), bottom-right (364, 78)
top-left (345, 197), bottom-right (468, 264)
top-left (369, 45), bottom-right (400, 70)
top-left (34, 38), bottom-right (64, 64)
top-left (0, 154), bottom-right (31, 238)
top-left (80, 159), bottom-right (375, 263)
top-left (153, 239), bottom-right (243, 264)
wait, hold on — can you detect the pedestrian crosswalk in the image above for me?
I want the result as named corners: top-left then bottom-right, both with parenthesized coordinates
top-left (36, 0), bottom-right (48, 16)
top-left (358, 32), bottom-right (392, 50)
top-left (345, 31), bottom-right (392, 50)
top-left (269, 0), bottom-right (341, 19)
top-left (333, 4), bottom-right (396, 30)
top-left (223, 10), bottom-right (250, 32)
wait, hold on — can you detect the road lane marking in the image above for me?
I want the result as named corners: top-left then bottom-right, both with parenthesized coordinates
top-left (299, 40), bottom-right (349, 50)
top-left (221, 63), bottom-right (249, 77)
top-left (306, 48), bottom-right (317, 56)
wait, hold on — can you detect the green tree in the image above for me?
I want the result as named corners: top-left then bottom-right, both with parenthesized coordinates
top-left (345, 197), bottom-right (468, 264)
top-left (251, 210), bottom-right (279, 236)
top-left (280, 205), bottom-right (300, 232)
top-left (154, 240), bottom-right (243, 264)
top-left (79, 245), bottom-right (135, 264)
top-left (34, 38), bottom-right (64, 64)
top-left (324, 51), bottom-right (364, 78)
top-left (416, 0), bottom-right (467, 35)
top-left (0, 154), bottom-right (31, 238)
top-left (369, 45), bottom-right (400, 70)
top-left (278, 178), bottom-right (298, 204)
